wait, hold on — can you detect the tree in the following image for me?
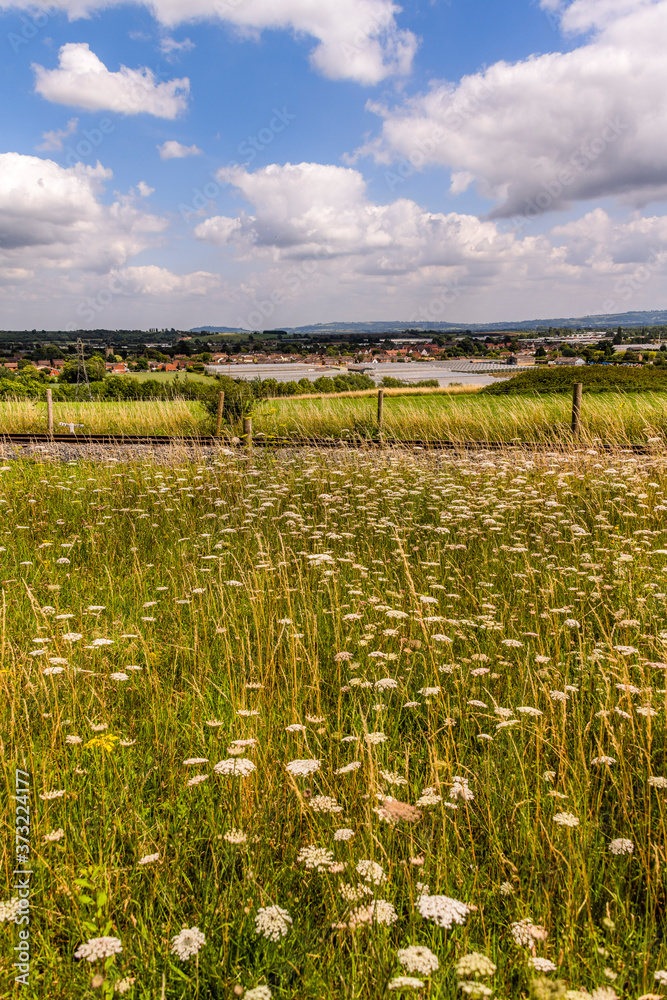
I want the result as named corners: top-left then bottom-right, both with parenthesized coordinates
top-left (535, 345), bottom-right (547, 358)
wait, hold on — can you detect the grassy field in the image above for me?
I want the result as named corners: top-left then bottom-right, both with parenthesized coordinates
top-left (1, 448), bottom-right (667, 998)
top-left (0, 399), bottom-right (207, 436)
top-left (253, 391), bottom-right (667, 444)
top-left (3, 389), bottom-right (667, 446)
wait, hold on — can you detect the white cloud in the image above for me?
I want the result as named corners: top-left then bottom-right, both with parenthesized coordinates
top-left (114, 265), bottom-right (220, 295)
top-left (36, 117), bottom-right (79, 152)
top-left (5, 0), bottom-right (417, 85)
top-left (0, 152), bottom-right (166, 271)
top-left (544, 0), bottom-right (660, 32)
top-left (358, 1), bottom-right (667, 217)
top-left (158, 139), bottom-right (203, 159)
top-left (33, 43), bottom-right (189, 118)
top-left (191, 161), bottom-right (667, 326)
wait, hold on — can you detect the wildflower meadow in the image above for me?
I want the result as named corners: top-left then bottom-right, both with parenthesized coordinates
top-left (1, 447), bottom-right (667, 999)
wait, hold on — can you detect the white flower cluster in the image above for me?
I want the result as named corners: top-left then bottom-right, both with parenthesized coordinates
top-left (417, 894), bottom-right (470, 929)
top-left (255, 905), bottom-right (292, 942)
top-left (608, 838), bottom-right (634, 855)
top-left (398, 945), bottom-right (440, 975)
top-left (285, 759), bottom-right (321, 776)
top-left (297, 845), bottom-right (334, 870)
top-left (170, 926), bottom-right (206, 961)
top-left (310, 795), bottom-right (342, 813)
top-left (244, 988), bottom-right (272, 1000)
top-left (356, 859), bottom-right (386, 885)
top-left (224, 829), bottom-right (247, 844)
top-left (553, 812), bottom-right (579, 828)
top-left (532, 957), bottom-right (558, 972)
top-left (213, 758), bottom-right (256, 777)
top-left (349, 899), bottom-right (398, 926)
top-left (450, 776), bottom-right (474, 802)
top-left (510, 919), bottom-right (547, 946)
top-left (74, 936), bottom-right (123, 962)
top-left (0, 898), bottom-right (21, 923)
top-left (455, 953), bottom-right (497, 978)
top-left (388, 976), bottom-right (424, 990)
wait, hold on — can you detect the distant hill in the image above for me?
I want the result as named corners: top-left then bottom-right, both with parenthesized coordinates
top-left (191, 310), bottom-right (667, 336)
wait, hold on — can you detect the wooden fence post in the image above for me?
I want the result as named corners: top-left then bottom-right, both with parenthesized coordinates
top-left (215, 391), bottom-right (225, 436)
top-left (571, 382), bottom-right (583, 436)
top-left (46, 388), bottom-right (54, 436)
top-left (377, 389), bottom-right (384, 440)
top-left (243, 416), bottom-right (252, 450)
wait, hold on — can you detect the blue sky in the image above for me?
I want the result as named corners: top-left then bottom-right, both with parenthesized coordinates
top-left (1, 0), bottom-right (666, 330)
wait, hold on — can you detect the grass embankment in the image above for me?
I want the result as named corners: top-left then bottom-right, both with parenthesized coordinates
top-left (1, 451), bottom-right (667, 998)
top-left (0, 399), bottom-right (207, 435)
top-left (253, 390), bottom-right (667, 445)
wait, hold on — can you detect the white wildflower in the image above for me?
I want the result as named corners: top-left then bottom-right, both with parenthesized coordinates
top-left (255, 905), bottom-right (292, 942)
top-left (170, 926), bottom-right (205, 961)
top-left (74, 936), bottom-right (123, 962)
top-left (417, 894), bottom-right (470, 929)
top-left (398, 945), bottom-right (440, 975)
top-left (213, 759), bottom-right (256, 777)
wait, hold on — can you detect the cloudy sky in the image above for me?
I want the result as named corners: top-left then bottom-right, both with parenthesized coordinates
top-left (1, 0), bottom-right (666, 330)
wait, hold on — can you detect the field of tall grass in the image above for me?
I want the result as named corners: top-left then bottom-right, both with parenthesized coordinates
top-left (0, 399), bottom-right (207, 436)
top-left (253, 391), bottom-right (667, 445)
top-left (1, 448), bottom-right (667, 998)
top-left (3, 389), bottom-right (667, 446)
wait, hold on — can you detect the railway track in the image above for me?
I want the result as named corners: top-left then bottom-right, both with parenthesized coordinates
top-left (0, 432), bottom-right (658, 454)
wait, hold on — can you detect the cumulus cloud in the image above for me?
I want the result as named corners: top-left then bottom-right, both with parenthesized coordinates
top-left (33, 43), bottom-right (189, 117)
top-left (544, 0), bottom-right (660, 32)
top-left (190, 160), bottom-right (667, 326)
top-left (357, 0), bottom-right (667, 217)
top-left (114, 264), bottom-right (220, 295)
top-left (158, 139), bottom-right (203, 159)
top-left (0, 152), bottom-right (167, 271)
top-left (36, 117), bottom-right (79, 152)
top-left (4, 0), bottom-right (416, 84)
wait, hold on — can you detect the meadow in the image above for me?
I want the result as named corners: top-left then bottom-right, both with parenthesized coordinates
top-left (252, 391), bottom-right (667, 445)
top-left (1, 447), bottom-right (667, 999)
top-left (4, 389), bottom-right (667, 446)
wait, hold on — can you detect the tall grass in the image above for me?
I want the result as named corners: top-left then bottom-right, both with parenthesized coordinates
top-left (1, 450), bottom-right (666, 998)
top-left (0, 399), bottom-right (208, 435)
top-left (253, 390), bottom-right (667, 444)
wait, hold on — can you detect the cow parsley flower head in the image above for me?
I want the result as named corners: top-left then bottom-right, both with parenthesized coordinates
top-left (365, 732), bottom-right (387, 745)
top-left (285, 759), bottom-right (321, 777)
top-left (553, 812), bottom-right (579, 827)
top-left (224, 829), bottom-right (247, 844)
top-left (455, 953), bottom-right (496, 978)
top-left (450, 777), bottom-right (474, 802)
top-left (458, 981), bottom-right (493, 997)
top-left (244, 988), bottom-right (272, 1000)
top-left (532, 957), bottom-right (558, 972)
top-left (310, 795), bottom-right (342, 813)
top-left (334, 828), bottom-right (355, 841)
top-left (255, 905), bottom-right (292, 942)
top-left (397, 945), bottom-right (440, 975)
top-left (417, 894), bottom-right (470, 929)
top-left (74, 936), bottom-right (123, 962)
top-left (213, 758), bottom-right (256, 777)
top-left (654, 971), bottom-right (667, 986)
top-left (0, 898), bottom-right (21, 923)
top-left (388, 977), bottom-right (425, 990)
top-left (356, 859), bottom-right (386, 884)
top-left (297, 845), bottom-right (334, 870)
top-left (349, 899), bottom-right (398, 927)
top-left (648, 776), bottom-right (667, 789)
top-left (170, 926), bottom-right (206, 961)
top-left (608, 838), bottom-right (634, 855)
top-left (511, 919), bottom-right (548, 946)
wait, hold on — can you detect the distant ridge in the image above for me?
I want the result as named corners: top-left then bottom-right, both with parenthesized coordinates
top-left (191, 310), bottom-right (667, 335)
